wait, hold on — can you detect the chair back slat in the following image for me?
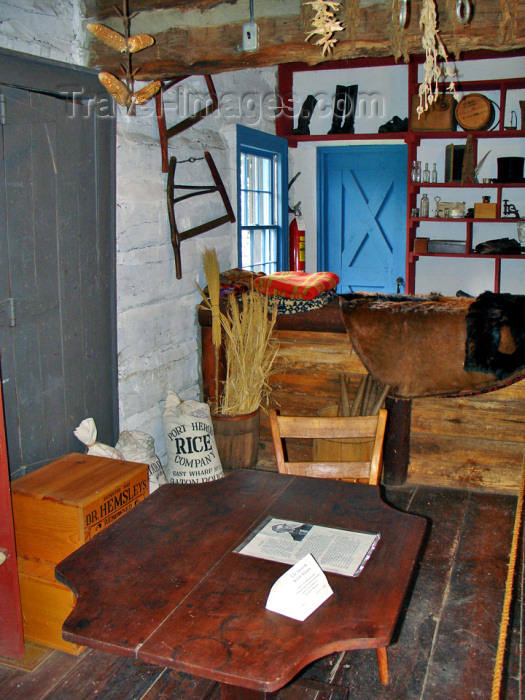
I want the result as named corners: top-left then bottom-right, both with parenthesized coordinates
top-left (268, 409), bottom-right (388, 485)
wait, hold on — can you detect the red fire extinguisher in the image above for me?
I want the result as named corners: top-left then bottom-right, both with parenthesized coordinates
top-left (289, 203), bottom-right (306, 271)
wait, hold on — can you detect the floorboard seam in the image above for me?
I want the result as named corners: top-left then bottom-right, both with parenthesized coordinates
top-left (418, 494), bottom-right (466, 700)
top-left (137, 665), bottom-right (168, 700)
top-left (40, 650), bottom-right (88, 699)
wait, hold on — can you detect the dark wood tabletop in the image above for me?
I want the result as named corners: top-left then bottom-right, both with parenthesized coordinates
top-left (56, 470), bottom-right (426, 698)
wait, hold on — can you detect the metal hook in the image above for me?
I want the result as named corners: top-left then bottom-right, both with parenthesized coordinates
top-left (399, 0), bottom-right (408, 28)
top-left (455, 0), bottom-right (471, 25)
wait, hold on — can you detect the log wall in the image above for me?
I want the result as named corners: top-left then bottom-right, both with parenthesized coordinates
top-left (200, 301), bottom-right (525, 494)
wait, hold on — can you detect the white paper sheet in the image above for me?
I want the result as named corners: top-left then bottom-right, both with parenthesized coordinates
top-left (266, 553), bottom-right (333, 621)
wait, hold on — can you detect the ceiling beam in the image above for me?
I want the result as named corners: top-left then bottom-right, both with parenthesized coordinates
top-left (85, 1), bottom-right (525, 79)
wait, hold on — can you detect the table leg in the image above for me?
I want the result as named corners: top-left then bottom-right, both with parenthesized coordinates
top-left (220, 683), bottom-right (278, 699)
top-left (376, 646), bottom-right (389, 685)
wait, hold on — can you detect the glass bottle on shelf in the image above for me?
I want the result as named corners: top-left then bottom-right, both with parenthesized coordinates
top-left (420, 193), bottom-right (429, 218)
top-left (415, 161), bottom-right (422, 183)
top-left (411, 160), bottom-right (418, 182)
top-left (431, 163), bottom-right (438, 183)
top-left (423, 163), bottom-right (430, 182)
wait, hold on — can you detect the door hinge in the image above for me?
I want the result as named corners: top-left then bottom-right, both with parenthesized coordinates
top-left (0, 298), bottom-right (16, 327)
top-left (0, 93), bottom-right (5, 125)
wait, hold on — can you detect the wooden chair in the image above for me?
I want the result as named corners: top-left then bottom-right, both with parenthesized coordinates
top-left (268, 408), bottom-right (388, 486)
top-left (268, 407), bottom-right (390, 684)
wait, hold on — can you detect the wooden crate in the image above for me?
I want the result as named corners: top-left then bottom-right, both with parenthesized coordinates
top-left (17, 556), bottom-right (84, 655)
top-left (11, 453), bottom-right (149, 653)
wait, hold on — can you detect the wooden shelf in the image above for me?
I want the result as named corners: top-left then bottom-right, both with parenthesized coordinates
top-left (276, 53), bottom-right (525, 296)
top-left (285, 131), bottom-right (409, 148)
top-left (409, 182), bottom-right (525, 189)
top-left (411, 217), bottom-right (522, 223)
top-left (409, 252), bottom-right (524, 262)
top-left (410, 129), bottom-right (525, 140)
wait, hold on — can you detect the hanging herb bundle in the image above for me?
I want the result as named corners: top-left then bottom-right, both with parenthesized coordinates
top-left (304, 0), bottom-right (344, 56)
top-left (417, 0), bottom-right (459, 117)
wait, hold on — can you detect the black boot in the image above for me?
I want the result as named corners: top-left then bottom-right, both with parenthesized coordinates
top-left (340, 85), bottom-right (358, 134)
top-left (328, 85), bottom-right (346, 134)
top-left (293, 94), bottom-right (317, 135)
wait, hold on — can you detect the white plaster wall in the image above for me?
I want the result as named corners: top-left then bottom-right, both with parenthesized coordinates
top-left (115, 69), bottom-right (277, 463)
top-left (0, 0), bottom-right (85, 64)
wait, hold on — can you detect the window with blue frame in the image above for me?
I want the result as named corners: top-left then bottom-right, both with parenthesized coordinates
top-left (236, 125), bottom-right (288, 273)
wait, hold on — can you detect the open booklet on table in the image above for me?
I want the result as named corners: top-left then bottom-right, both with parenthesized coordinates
top-left (235, 516), bottom-right (380, 577)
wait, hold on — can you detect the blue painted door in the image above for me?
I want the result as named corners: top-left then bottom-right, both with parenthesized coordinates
top-left (317, 145), bottom-right (407, 293)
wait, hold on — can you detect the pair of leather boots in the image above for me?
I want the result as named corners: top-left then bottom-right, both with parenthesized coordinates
top-left (292, 85), bottom-right (358, 135)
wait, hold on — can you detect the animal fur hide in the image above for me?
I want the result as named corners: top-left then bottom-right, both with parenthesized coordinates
top-left (339, 292), bottom-right (525, 398)
top-left (465, 291), bottom-right (525, 379)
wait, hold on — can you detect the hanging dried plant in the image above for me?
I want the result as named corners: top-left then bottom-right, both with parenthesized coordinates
top-left (98, 72), bottom-right (161, 108)
top-left (87, 23), bottom-right (154, 54)
top-left (417, 0), bottom-right (459, 117)
top-left (389, 0), bottom-right (409, 63)
top-left (304, 0), bottom-right (344, 56)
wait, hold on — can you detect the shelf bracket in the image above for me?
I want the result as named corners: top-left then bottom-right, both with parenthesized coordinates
top-left (156, 76), bottom-right (219, 173)
top-left (167, 152), bottom-right (236, 279)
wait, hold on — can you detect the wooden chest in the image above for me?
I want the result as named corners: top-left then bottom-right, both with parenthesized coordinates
top-left (12, 453), bottom-right (149, 654)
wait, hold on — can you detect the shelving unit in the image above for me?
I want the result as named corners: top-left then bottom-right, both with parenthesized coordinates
top-left (276, 52), bottom-right (525, 295)
top-left (406, 61), bottom-right (525, 294)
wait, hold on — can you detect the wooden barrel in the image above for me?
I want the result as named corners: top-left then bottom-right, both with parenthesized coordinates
top-left (212, 408), bottom-right (260, 470)
top-left (455, 93), bottom-right (496, 131)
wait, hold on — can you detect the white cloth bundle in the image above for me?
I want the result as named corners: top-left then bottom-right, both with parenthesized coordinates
top-left (74, 418), bottom-right (124, 459)
top-left (116, 430), bottom-right (168, 492)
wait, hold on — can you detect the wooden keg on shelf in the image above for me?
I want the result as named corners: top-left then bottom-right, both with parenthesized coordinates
top-left (455, 93), bottom-right (497, 130)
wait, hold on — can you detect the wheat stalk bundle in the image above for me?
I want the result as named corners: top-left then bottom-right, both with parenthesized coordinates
top-left (198, 255), bottom-right (279, 416)
top-left (219, 291), bottom-right (279, 415)
top-left (201, 249), bottom-right (222, 404)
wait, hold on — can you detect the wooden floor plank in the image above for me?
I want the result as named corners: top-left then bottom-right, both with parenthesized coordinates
top-left (140, 668), bottom-right (219, 699)
top-left (0, 649), bottom-right (81, 700)
top-left (422, 492), bottom-right (518, 699)
top-left (45, 649), bottom-right (164, 700)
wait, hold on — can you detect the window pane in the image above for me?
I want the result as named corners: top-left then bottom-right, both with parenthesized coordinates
top-left (237, 128), bottom-right (286, 274)
top-left (241, 228), bottom-right (277, 274)
top-left (258, 193), bottom-right (273, 225)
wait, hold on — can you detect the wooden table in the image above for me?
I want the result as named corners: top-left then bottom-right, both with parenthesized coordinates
top-left (56, 470), bottom-right (426, 699)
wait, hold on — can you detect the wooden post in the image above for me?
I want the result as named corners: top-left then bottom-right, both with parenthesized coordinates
top-left (382, 397), bottom-right (411, 485)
